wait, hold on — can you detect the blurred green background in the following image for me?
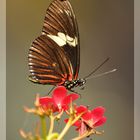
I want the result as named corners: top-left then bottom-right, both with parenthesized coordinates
top-left (7, 0), bottom-right (133, 140)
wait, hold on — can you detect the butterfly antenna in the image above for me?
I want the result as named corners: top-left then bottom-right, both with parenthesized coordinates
top-left (84, 57), bottom-right (110, 79)
top-left (86, 69), bottom-right (117, 80)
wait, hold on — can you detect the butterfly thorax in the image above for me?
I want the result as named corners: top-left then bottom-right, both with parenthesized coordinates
top-left (64, 79), bottom-right (86, 90)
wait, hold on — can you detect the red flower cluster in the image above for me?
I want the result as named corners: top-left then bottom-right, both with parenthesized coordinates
top-left (39, 86), bottom-right (79, 112)
top-left (23, 86), bottom-right (106, 140)
top-left (39, 86), bottom-right (106, 133)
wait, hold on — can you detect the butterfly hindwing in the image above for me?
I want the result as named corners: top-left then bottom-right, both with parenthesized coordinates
top-left (29, 35), bottom-right (73, 85)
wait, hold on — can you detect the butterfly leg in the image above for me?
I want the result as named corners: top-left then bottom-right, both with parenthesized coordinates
top-left (80, 85), bottom-right (85, 90)
top-left (69, 89), bottom-right (75, 92)
top-left (77, 92), bottom-right (82, 98)
top-left (46, 86), bottom-right (55, 95)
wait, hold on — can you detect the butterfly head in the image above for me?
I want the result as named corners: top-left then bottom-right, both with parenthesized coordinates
top-left (77, 79), bottom-right (86, 90)
top-left (77, 79), bottom-right (86, 86)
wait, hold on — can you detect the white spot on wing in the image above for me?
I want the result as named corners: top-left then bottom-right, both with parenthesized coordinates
top-left (66, 35), bottom-right (77, 47)
top-left (58, 32), bottom-right (66, 41)
top-left (47, 34), bottom-right (66, 46)
top-left (66, 35), bottom-right (73, 41)
top-left (42, 32), bottom-right (46, 35)
top-left (47, 32), bottom-right (78, 47)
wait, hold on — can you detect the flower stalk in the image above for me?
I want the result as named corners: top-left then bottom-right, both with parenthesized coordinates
top-left (57, 118), bottom-right (73, 140)
top-left (40, 116), bottom-right (47, 140)
top-left (48, 115), bottom-right (55, 135)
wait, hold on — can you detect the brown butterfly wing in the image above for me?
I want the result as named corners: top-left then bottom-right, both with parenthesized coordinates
top-left (29, 35), bottom-right (73, 85)
top-left (42, 0), bottom-right (80, 79)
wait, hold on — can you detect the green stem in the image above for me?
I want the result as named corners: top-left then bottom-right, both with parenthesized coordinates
top-left (48, 115), bottom-right (54, 135)
top-left (57, 118), bottom-right (73, 140)
top-left (72, 129), bottom-right (103, 140)
top-left (57, 113), bottom-right (83, 140)
top-left (40, 116), bottom-right (47, 140)
top-left (47, 133), bottom-right (59, 140)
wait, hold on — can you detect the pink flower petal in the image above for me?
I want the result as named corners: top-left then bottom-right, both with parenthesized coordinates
top-left (65, 118), bottom-right (82, 128)
top-left (62, 93), bottom-right (79, 106)
top-left (76, 105), bottom-right (88, 115)
top-left (91, 106), bottom-right (105, 123)
top-left (73, 120), bottom-right (81, 127)
top-left (52, 86), bottom-right (67, 106)
top-left (78, 121), bottom-right (87, 135)
top-left (94, 116), bottom-right (107, 127)
top-left (39, 97), bottom-right (53, 106)
top-left (82, 110), bottom-right (92, 121)
top-left (39, 97), bottom-right (58, 112)
top-left (64, 119), bottom-right (69, 123)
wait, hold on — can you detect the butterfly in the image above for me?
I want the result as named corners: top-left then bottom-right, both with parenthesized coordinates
top-left (28, 0), bottom-right (112, 91)
top-left (28, 0), bottom-right (86, 91)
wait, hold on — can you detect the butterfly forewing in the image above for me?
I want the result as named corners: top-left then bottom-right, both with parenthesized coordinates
top-left (29, 0), bottom-right (80, 86)
top-left (42, 0), bottom-right (80, 79)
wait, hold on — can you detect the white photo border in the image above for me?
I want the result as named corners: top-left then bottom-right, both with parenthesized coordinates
top-left (0, 0), bottom-right (6, 139)
top-left (0, 0), bottom-right (140, 140)
top-left (134, 0), bottom-right (140, 140)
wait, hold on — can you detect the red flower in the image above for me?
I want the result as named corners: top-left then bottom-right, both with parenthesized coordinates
top-left (39, 96), bottom-right (58, 113)
top-left (73, 106), bottom-right (106, 135)
top-left (64, 105), bottom-right (88, 124)
top-left (82, 106), bottom-right (106, 127)
top-left (75, 105), bottom-right (88, 115)
top-left (39, 86), bottom-right (79, 113)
